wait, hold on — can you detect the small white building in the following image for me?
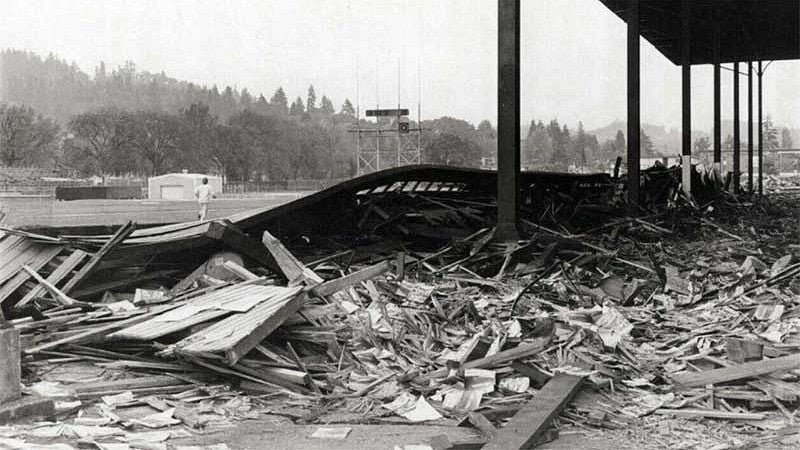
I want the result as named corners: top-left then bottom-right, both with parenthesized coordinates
top-left (147, 173), bottom-right (223, 200)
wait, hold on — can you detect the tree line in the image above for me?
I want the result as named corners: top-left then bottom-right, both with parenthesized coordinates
top-left (7, 49), bottom-right (792, 180)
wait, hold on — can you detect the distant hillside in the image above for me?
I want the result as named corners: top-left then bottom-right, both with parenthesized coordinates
top-left (590, 119), bottom-right (800, 153)
top-left (589, 120), bottom-right (709, 156)
top-left (0, 49), bottom-right (332, 125)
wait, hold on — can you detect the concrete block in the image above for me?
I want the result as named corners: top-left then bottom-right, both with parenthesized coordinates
top-left (0, 327), bottom-right (21, 404)
top-left (0, 396), bottom-right (55, 424)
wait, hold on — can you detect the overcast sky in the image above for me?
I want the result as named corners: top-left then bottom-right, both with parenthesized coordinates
top-left (2, 0), bottom-right (799, 131)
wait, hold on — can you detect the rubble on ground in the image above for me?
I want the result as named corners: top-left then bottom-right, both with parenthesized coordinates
top-left (1, 166), bottom-right (800, 449)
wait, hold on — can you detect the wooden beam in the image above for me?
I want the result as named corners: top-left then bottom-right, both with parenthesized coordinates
top-left (311, 260), bottom-right (392, 297)
top-left (0, 327), bottom-right (21, 404)
top-left (466, 411), bottom-right (497, 438)
top-left (0, 246), bottom-right (62, 306)
top-left (24, 304), bottom-right (174, 354)
top-left (483, 373), bottom-right (584, 450)
top-left (17, 250), bottom-right (88, 307)
top-left (21, 265), bottom-right (76, 306)
top-left (225, 293), bottom-right (307, 365)
top-left (222, 260), bottom-right (260, 281)
top-left (672, 354), bottom-right (800, 389)
top-left (61, 221), bottom-right (136, 295)
top-left (260, 230), bottom-right (322, 285)
top-left (168, 263), bottom-right (207, 295)
top-left (655, 408), bottom-right (764, 420)
top-left (420, 337), bottom-right (550, 381)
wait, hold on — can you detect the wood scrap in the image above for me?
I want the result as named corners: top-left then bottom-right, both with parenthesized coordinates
top-left (482, 373), bottom-right (584, 450)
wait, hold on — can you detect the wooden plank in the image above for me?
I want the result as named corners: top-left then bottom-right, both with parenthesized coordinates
top-left (175, 289), bottom-right (305, 365)
top-left (311, 260), bottom-right (392, 297)
top-left (420, 337), bottom-right (551, 381)
top-left (0, 235), bottom-right (24, 257)
top-left (222, 260), bottom-right (260, 280)
top-left (17, 250), bottom-right (88, 307)
top-left (75, 374), bottom-right (188, 393)
top-left (466, 412), bottom-right (497, 438)
top-left (24, 304), bottom-right (174, 354)
top-left (483, 374), bottom-right (584, 450)
top-left (168, 263), bottom-right (206, 295)
top-left (225, 293), bottom-right (306, 364)
top-left (654, 408), bottom-right (765, 420)
top-left (672, 354), bottom-right (800, 389)
top-left (21, 265), bottom-right (76, 306)
top-left (0, 246), bottom-right (62, 306)
top-left (261, 230), bottom-right (322, 285)
top-left (61, 221), bottom-right (136, 295)
top-left (259, 230), bottom-right (307, 283)
top-left (0, 240), bottom-right (35, 283)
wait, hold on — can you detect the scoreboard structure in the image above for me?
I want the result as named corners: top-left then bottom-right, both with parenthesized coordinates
top-left (350, 107), bottom-right (422, 175)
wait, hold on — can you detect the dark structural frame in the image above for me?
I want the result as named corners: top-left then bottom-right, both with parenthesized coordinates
top-left (495, 0), bottom-right (800, 239)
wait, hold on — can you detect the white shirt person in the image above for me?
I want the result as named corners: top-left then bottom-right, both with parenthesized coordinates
top-left (194, 177), bottom-right (215, 220)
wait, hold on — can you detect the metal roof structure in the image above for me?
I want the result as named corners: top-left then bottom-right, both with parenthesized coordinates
top-left (598, 0), bottom-right (800, 65)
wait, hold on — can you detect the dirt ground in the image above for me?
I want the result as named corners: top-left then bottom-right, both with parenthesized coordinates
top-left (0, 193), bottom-right (308, 228)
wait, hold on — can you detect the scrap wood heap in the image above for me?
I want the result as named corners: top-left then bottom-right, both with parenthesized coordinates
top-left (1, 187), bottom-right (800, 449)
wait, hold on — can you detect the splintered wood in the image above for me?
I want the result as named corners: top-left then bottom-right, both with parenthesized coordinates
top-left (2, 172), bottom-right (800, 449)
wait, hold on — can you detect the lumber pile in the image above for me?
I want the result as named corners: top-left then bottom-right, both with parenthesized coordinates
top-left (1, 172), bottom-right (800, 449)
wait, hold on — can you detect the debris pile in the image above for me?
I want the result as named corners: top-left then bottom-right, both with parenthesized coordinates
top-left (765, 174), bottom-right (800, 194)
top-left (1, 167), bottom-right (800, 449)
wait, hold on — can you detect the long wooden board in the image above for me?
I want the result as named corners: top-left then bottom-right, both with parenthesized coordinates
top-left (61, 221), bottom-right (136, 295)
top-left (483, 373), bottom-right (583, 450)
top-left (672, 354), bottom-right (800, 389)
top-left (311, 260), bottom-right (392, 297)
top-left (17, 250), bottom-right (88, 307)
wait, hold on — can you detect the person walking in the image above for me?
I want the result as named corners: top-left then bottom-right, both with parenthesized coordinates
top-left (194, 177), bottom-right (215, 220)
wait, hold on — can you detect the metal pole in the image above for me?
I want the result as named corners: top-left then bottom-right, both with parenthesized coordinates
top-left (747, 61), bottom-right (754, 193)
top-left (627, 0), bottom-right (640, 212)
top-left (733, 61), bottom-right (740, 192)
top-left (758, 61), bottom-right (764, 195)
top-left (681, 0), bottom-right (691, 197)
top-left (713, 8), bottom-right (721, 176)
top-left (496, 0), bottom-right (520, 241)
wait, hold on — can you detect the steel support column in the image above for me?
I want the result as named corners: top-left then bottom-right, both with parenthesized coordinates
top-left (747, 62), bottom-right (754, 193)
top-left (626, 0), bottom-right (640, 212)
top-left (758, 61), bottom-right (763, 195)
top-left (733, 62), bottom-right (741, 192)
top-left (681, 0), bottom-right (691, 196)
top-left (713, 10), bottom-right (721, 176)
top-left (496, 0), bottom-right (520, 241)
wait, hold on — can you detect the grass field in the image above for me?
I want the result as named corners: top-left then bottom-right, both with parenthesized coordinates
top-left (0, 192), bottom-right (309, 228)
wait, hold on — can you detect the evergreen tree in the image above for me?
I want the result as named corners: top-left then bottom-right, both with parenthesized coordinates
top-left (641, 129), bottom-right (655, 156)
top-left (270, 87), bottom-right (288, 115)
top-left (319, 95), bottom-right (335, 114)
top-left (289, 96), bottom-right (305, 116)
top-left (340, 98), bottom-right (355, 117)
top-left (306, 85), bottom-right (317, 112)
top-left (613, 129), bottom-right (626, 154)
top-left (240, 88), bottom-right (252, 106)
top-left (781, 127), bottom-right (793, 149)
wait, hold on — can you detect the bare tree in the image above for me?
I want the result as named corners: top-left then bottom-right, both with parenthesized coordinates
top-left (0, 103), bottom-right (60, 166)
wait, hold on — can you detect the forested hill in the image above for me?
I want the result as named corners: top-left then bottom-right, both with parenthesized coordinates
top-left (0, 50), bottom-right (305, 125)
